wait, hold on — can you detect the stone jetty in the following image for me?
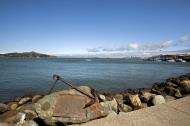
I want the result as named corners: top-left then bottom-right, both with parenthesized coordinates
top-left (0, 73), bottom-right (190, 126)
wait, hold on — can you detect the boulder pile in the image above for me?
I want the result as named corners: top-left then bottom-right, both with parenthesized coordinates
top-left (0, 73), bottom-right (190, 126)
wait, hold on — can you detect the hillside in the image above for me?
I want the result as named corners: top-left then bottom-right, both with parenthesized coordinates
top-left (0, 51), bottom-right (56, 58)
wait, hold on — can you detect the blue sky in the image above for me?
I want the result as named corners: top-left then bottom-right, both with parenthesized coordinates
top-left (0, 0), bottom-right (190, 55)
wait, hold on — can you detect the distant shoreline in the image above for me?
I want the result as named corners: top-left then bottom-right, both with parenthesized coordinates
top-left (0, 51), bottom-right (56, 58)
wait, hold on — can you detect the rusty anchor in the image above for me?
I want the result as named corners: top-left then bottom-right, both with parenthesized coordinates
top-left (48, 74), bottom-right (99, 108)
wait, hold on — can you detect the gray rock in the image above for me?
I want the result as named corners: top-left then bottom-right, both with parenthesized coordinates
top-left (152, 95), bottom-right (166, 105)
top-left (34, 86), bottom-right (107, 125)
top-left (121, 104), bottom-right (132, 112)
top-left (0, 103), bottom-right (8, 113)
top-left (100, 98), bottom-right (118, 113)
top-left (19, 97), bottom-right (32, 105)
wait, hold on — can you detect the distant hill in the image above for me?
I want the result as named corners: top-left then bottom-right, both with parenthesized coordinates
top-left (0, 51), bottom-right (56, 58)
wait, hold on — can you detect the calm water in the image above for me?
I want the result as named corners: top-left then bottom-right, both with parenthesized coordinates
top-left (0, 58), bottom-right (190, 102)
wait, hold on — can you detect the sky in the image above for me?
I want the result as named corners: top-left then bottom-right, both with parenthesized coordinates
top-left (0, 0), bottom-right (190, 56)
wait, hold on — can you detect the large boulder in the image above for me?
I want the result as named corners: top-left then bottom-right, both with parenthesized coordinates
top-left (34, 86), bottom-right (107, 125)
top-left (139, 91), bottom-right (155, 102)
top-left (152, 95), bottom-right (166, 105)
top-left (179, 80), bottom-right (190, 94)
top-left (124, 94), bottom-right (141, 110)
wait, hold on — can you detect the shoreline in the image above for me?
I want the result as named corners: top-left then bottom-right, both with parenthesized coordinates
top-left (0, 73), bottom-right (190, 125)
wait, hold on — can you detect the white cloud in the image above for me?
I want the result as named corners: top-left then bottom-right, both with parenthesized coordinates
top-left (161, 40), bottom-right (173, 48)
top-left (87, 40), bottom-right (175, 53)
top-left (129, 43), bottom-right (140, 49)
top-left (179, 35), bottom-right (189, 42)
top-left (87, 47), bottom-right (102, 52)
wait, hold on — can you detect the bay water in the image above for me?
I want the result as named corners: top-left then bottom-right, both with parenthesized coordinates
top-left (0, 58), bottom-right (190, 102)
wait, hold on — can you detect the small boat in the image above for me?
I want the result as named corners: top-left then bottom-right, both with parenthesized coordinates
top-left (176, 59), bottom-right (186, 62)
top-left (167, 59), bottom-right (175, 62)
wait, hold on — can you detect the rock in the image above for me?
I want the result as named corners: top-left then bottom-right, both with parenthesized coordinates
top-left (99, 94), bottom-right (106, 102)
top-left (7, 102), bottom-right (18, 110)
top-left (174, 89), bottom-right (182, 98)
top-left (125, 89), bottom-right (139, 95)
top-left (77, 86), bottom-right (94, 98)
top-left (17, 103), bottom-right (37, 120)
top-left (164, 95), bottom-right (176, 103)
top-left (0, 110), bottom-right (17, 123)
top-left (152, 95), bottom-right (166, 105)
top-left (32, 95), bottom-right (43, 103)
top-left (163, 86), bottom-right (176, 96)
top-left (100, 98), bottom-right (118, 113)
top-left (166, 78), bottom-right (180, 86)
top-left (19, 97), bottom-right (32, 105)
top-left (163, 86), bottom-right (182, 98)
top-left (151, 88), bottom-right (163, 95)
top-left (23, 120), bottom-right (39, 126)
top-left (0, 103), bottom-right (8, 113)
top-left (102, 93), bottom-right (113, 101)
top-left (120, 104), bottom-right (132, 112)
top-left (114, 94), bottom-right (123, 105)
top-left (15, 112), bottom-right (26, 125)
top-left (139, 91), bottom-right (155, 102)
top-left (166, 82), bottom-right (178, 87)
top-left (179, 75), bottom-right (189, 81)
top-left (179, 80), bottom-right (190, 94)
top-left (152, 82), bottom-right (165, 90)
top-left (124, 94), bottom-right (141, 110)
top-left (34, 86), bottom-right (107, 125)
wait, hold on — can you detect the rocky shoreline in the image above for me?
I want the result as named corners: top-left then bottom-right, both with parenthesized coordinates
top-left (0, 73), bottom-right (190, 126)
